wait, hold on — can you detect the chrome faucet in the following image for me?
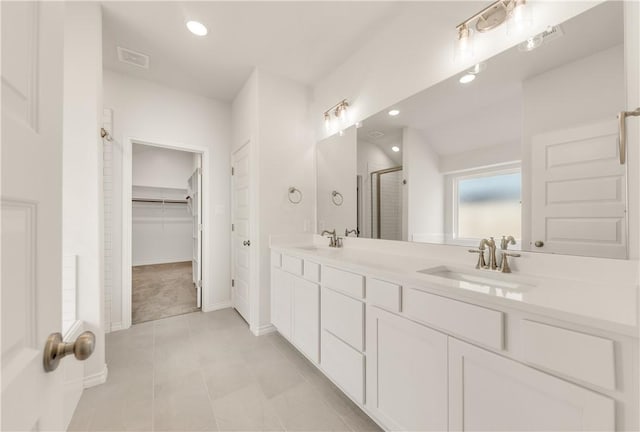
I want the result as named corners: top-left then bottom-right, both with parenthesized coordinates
top-left (345, 228), bottom-right (358, 237)
top-left (321, 229), bottom-right (342, 248)
top-left (500, 235), bottom-right (516, 250)
top-left (479, 237), bottom-right (497, 270)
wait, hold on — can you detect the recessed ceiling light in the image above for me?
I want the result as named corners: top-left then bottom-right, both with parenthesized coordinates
top-left (388, 109), bottom-right (400, 116)
top-left (186, 20), bottom-right (208, 36)
top-left (392, 146), bottom-right (400, 152)
top-left (459, 73), bottom-right (476, 84)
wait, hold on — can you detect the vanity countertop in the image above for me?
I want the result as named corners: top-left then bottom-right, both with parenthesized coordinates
top-left (271, 243), bottom-right (638, 337)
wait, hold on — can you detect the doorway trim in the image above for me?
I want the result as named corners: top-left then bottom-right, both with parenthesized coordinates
top-left (121, 136), bottom-right (210, 329)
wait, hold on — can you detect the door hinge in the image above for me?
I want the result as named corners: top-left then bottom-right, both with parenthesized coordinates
top-left (232, 223), bottom-right (235, 231)
top-left (231, 166), bottom-right (234, 176)
top-left (231, 279), bottom-right (235, 287)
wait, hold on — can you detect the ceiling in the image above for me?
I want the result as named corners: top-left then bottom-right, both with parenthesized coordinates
top-left (359, 0), bottom-right (623, 157)
top-left (102, 1), bottom-right (403, 101)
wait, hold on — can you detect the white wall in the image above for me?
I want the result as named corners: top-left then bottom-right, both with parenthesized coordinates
top-left (62, 1), bottom-right (105, 393)
top-left (232, 69), bottom-right (315, 333)
top-left (521, 44), bottom-right (625, 248)
top-left (132, 144), bottom-right (196, 189)
top-left (403, 127), bottom-right (444, 243)
top-left (103, 70), bottom-right (231, 329)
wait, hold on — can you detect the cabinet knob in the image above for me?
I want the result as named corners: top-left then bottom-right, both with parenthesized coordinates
top-left (243, 240), bottom-right (251, 246)
top-left (534, 240), bottom-right (544, 248)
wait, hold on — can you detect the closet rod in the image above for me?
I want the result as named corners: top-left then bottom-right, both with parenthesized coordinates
top-left (132, 198), bottom-right (188, 204)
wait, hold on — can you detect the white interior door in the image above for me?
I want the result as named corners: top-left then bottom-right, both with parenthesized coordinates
top-left (231, 144), bottom-right (251, 323)
top-left (1, 2), bottom-right (67, 430)
top-left (189, 166), bottom-right (203, 308)
top-left (531, 119), bottom-right (627, 258)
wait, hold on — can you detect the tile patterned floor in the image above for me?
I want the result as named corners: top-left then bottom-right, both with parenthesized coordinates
top-left (132, 262), bottom-right (199, 324)
top-left (69, 308), bottom-right (382, 432)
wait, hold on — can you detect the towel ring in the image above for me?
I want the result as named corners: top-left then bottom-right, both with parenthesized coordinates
top-left (331, 190), bottom-right (343, 206)
top-left (288, 187), bottom-right (303, 204)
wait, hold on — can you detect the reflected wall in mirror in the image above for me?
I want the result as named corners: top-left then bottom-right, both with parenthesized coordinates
top-left (317, 1), bottom-right (631, 259)
top-left (317, 126), bottom-right (357, 236)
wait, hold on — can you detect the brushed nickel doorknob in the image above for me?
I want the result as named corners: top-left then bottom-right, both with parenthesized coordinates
top-left (43, 330), bottom-right (95, 372)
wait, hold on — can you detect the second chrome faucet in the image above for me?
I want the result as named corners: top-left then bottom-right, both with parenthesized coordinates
top-left (469, 236), bottom-right (520, 273)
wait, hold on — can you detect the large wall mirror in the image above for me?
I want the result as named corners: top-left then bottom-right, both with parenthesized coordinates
top-left (317, 1), bottom-right (632, 259)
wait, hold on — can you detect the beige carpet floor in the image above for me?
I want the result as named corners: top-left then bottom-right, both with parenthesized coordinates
top-left (132, 261), bottom-right (198, 324)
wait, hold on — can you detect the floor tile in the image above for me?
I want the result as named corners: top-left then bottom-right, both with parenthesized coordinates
top-left (211, 383), bottom-right (283, 431)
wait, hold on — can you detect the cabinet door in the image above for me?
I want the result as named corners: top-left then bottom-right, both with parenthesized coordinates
top-left (292, 278), bottom-right (320, 363)
top-left (271, 268), bottom-right (292, 339)
top-left (366, 307), bottom-right (448, 431)
top-left (449, 338), bottom-right (615, 431)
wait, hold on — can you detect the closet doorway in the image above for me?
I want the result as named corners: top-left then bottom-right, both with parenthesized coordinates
top-left (124, 141), bottom-right (204, 325)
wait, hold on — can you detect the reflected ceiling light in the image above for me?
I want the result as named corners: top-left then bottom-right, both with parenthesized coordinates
top-left (186, 20), bottom-right (208, 36)
top-left (518, 33), bottom-right (543, 52)
top-left (323, 99), bottom-right (350, 133)
top-left (388, 109), bottom-right (400, 116)
top-left (454, 0), bottom-right (533, 62)
top-left (391, 146), bottom-right (400, 152)
top-left (459, 73), bottom-right (476, 84)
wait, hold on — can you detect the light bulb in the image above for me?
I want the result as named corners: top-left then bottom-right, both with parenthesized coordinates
top-left (507, 0), bottom-right (533, 39)
top-left (339, 104), bottom-right (348, 123)
top-left (454, 25), bottom-right (474, 63)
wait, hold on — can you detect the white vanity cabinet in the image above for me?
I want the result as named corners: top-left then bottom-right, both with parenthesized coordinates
top-left (270, 248), bottom-right (635, 432)
top-left (270, 253), bottom-right (320, 363)
top-left (448, 338), bottom-right (615, 431)
top-left (366, 306), bottom-right (448, 431)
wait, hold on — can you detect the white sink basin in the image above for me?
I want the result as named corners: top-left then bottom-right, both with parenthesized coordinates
top-left (418, 266), bottom-right (535, 294)
top-left (293, 245), bottom-right (337, 252)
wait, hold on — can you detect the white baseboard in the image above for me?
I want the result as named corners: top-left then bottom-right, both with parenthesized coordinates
top-left (252, 324), bottom-right (276, 336)
top-left (202, 300), bottom-right (232, 312)
top-left (83, 364), bottom-right (108, 388)
top-left (108, 321), bottom-right (124, 333)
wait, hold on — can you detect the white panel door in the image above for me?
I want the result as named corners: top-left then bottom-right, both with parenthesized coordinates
top-left (231, 143), bottom-right (251, 322)
top-left (188, 166), bottom-right (202, 308)
top-left (365, 307), bottom-right (448, 431)
top-left (448, 338), bottom-right (615, 431)
top-left (1, 2), bottom-right (66, 430)
top-left (531, 120), bottom-right (627, 258)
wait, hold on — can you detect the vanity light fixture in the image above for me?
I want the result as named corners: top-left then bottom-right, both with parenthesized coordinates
top-left (455, 0), bottom-right (533, 62)
top-left (388, 109), bottom-right (400, 116)
top-left (323, 99), bottom-right (350, 132)
top-left (186, 20), bottom-right (208, 36)
top-left (391, 146), bottom-right (400, 152)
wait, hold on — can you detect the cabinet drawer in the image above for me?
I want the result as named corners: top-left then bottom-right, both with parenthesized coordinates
top-left (403, 288), bottom-right (503, 350)
top-left (521, 320), bottom-right (615, 390)
top-left (367, 278), bottom-right (401, 312)
top-left (281, 254), bottom-right (303, 276)
top-left (322, 266), bottom-right (364, 298)
top-left (321, 330), bottom-right (365, 404)
top-left (322, 287), bottom-right (364, 351)
top-left (271, 251), bottom-right (281, 268)
top-left (303, 260), bottom-right (320, 283)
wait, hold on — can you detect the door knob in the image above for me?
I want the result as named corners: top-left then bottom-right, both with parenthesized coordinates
top-left (243, 240), bottom-right (251, 246)
top-left (43, 331), bottom-right (95, 372)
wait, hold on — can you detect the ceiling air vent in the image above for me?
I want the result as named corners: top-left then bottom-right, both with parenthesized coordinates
top-left (117, 46), bottom-right (149, 69)
top-left (368, 130), bottom-right (385, 139)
